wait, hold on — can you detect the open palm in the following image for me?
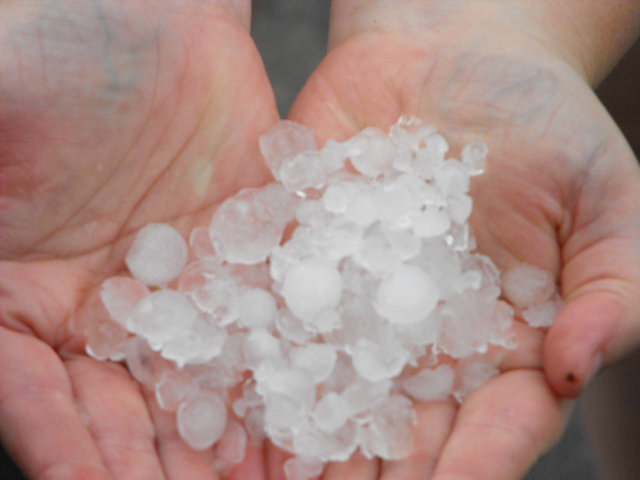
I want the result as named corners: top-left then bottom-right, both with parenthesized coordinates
top-left (0, 1), bottom-right (278, 479)
top-left (289, 20), bottom-right (640, 480)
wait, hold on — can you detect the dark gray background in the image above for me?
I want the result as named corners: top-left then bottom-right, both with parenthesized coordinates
top-left (3, 0), bottom-right (639, 478)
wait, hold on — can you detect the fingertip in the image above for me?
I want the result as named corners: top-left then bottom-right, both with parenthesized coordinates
top-left (543, 292), bottom-right (626, 398)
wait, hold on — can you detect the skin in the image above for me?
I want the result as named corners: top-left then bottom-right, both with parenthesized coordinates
top-left (1, 1), bottom-right (639, 480)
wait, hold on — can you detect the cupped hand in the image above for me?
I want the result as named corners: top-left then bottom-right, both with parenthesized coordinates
top-left (289, 3), bottom-right (640, 479)
top-left (0, 1), bottom-right (279, 479)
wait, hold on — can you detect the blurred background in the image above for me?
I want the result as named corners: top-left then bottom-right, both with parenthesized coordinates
top-left (2, 1), bottom-right (638, 478)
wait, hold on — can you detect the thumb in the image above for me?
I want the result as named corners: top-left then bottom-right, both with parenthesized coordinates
top-left (544, 288), bottom-right (640, 397)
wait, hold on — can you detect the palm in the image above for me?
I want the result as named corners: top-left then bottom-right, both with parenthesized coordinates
top-left (290, 30), bottom-right (640, 479)
top-left (0, 1), bottom-right (277, 479)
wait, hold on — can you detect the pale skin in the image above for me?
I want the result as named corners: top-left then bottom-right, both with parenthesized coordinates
top-left (0, 2), bottom-right (639, 480)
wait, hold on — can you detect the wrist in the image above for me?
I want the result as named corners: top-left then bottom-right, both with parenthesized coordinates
top-left (329, 0), bottom-right (640, 86)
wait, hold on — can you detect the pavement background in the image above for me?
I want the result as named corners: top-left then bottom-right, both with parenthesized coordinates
top-left (3, 1), bottom-right (639, 478)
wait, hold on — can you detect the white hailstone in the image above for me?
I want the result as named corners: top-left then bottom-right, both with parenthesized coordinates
top-left (100, 277), bottom-right (150, 327)
top-left (189, 225), bottom-right (216, 259)
top-left (402, 364), bottom-right (455, 402)
top-left (345, 127), bottom-right (396, 178)
top-left (281, 260), bottom-right (343, 322)
top-left (177, 391), bottom-right (228, 450)
top-left (85, 318), bottom-right (128, 362)
top-left (447, 194), bottom-right (474, 224)
top-left (242, 329), bottom-right (282, 367)
top-left (408, 206), bottom-right (451, 238)
top-left (322, 182), bottom-right (356, 214)
top-left (313, 392), bottom-right (350, 433)
top-left (461, 141), bottom-right (488, 175)
top-left (290, 344), bottom-right (338, 383)
top-left (160, 314), bottom-right (228, 367)
top-left (351, 337), bottom-right (409, 383)
top-left (209, 187), bottom-right (286, 265)
top-left (453, 354), bottom-right (499, 402)
top-left (123, 336), bottom-right (170, 387)
top-left (434, 159), bottom-right (470, 196)
top-left (96, 117), bottom-right (528, 471)
top-left (360, 394), bottom-right (417, 460)
top-left (280, 150), bottom-right (327, 193)
top-left (374, 264), bottom-right (440, 324)
top-left (522, 295), bottom-right (563, 328)
top-left (238, 288), bottom-right (278, 329)
top-left (215, 420), bottom-right (248, 468)
top-left (502, 263), bottom-right (556, 308)
top-left (155, 369), bottom-right (191, 412)
top-left (126, 223), bottom-right (189, 286)
top-left (128, 290), bottom-right (199, 351)
top-left (283, 456), bottom-right (324, 480)
top-left (259, 120), bottom-right (318, 180)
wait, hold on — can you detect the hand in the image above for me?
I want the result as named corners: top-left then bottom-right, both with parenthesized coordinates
top-left (288, 3), bottom-right (640, 479)
top-left (0, 1), bottom-right (279, 479)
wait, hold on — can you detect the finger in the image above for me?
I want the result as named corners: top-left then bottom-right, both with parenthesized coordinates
top-left (544, 289), bottom-right (640, 397)
top-left (322, 451), bottom-right (380, 480)
top-left (65, 356), bottom-right (168, 480)
top-left (144, 391), bottom-right (219, 480)
top-left (379, 400), bottom-right (457, 480)
top-left (0, 327), bottom-right (112, 480)
top-left (431, 370), bottom-right (569, 480)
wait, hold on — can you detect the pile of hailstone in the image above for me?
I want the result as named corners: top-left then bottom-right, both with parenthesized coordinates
top-left (87, 117), bottom-right (561, 479)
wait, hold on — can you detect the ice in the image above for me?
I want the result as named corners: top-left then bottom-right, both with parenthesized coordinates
top-left (178, 259), bottom-right (239, 325)
top-left (290, 344), bottom-right (337, 383)
top-left (238, 288), bottom-right (278, 329)
top-left (126, 223), bottom-right (189, 286)
top-left (259, 120), bottom-right (318, 180)
top-left (523, 294), bottom-right (563, 328)
top-left (242, 329), bottom-right (282, 367)
top-left (209, 187), bottom-right (287, 265)
top-left (215, 420), bottom-right (248, 469)
top-left (502, 263), bottom-right (556, 308)
top-left (351, 337), bottom-right (409, 383)
top-left (160, 313), bottom-right (228, 367)
top-left (177, 391), bottom-right (228, 450)
top-left (280, 150), bottom-right (327, 193)
top-left (100, 277), bottom-right (150, 326)
top-left (374, 264), bottom-right (440, 324)
top-left (360, 394), bottom-right (416, 460)
top-left (281, 260), bottom-right (343, 322)
top-left (402, 365), bottom-right (455, 402)
top-left (155, 369), bottom-right (190, 411)
top-left (283, 456), bottom-right (324, 480)
top-left (453, 354), bottom-right (499, 402)
top-left (189, 225), bottom-right (216, 259)
top-left (461, 141), bottom-right (488, 175)
top-left (345, 127), bottom-right (396, 177)
top-left (409, 206), bottom-right (451, 238)
top-left (127, 290), bottom-right (199, 351)
top-left (123, 336), bottom-right (172, 387)
top-left (96, 117), bottom-right (560, 473)
top-left (313, 392), bottom-right (349, 433)
top-left (85, 317), bottom-right (128, 362)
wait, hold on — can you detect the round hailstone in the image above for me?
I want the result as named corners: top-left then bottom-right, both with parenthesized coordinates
top-left (128, 290), bottom-right (199, 351)
top-left (209, 187), bottom-right (287, 265)
top-left (177, 392), bottom-right (228, 450)
top-left (502, 263), bottom-right (556, 308)
top-left (402, 364), bottom-right (455, 402)
top-left (374, 264), bottom-right (440, 324)
top-left (238, 288), bottom-right (278, 329)
top-left (125, 223), bottom-right (188, 286)
top-left (281, 260), bottom-right (343, 322)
